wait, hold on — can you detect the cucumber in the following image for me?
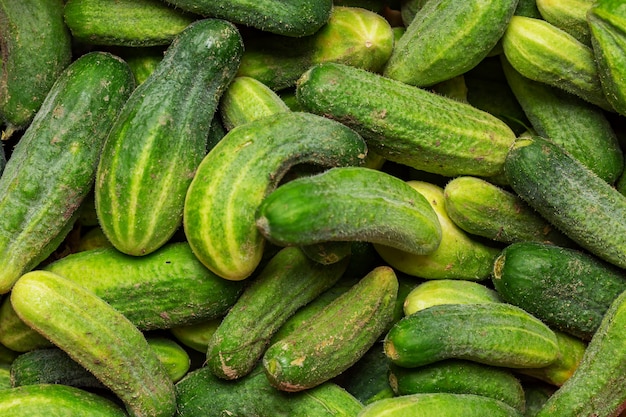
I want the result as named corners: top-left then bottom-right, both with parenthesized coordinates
top-left (0, 364), bottom-right (8, 390)
top-left (256, 167), bottom-right (442, 255)
top-left (0, 384), bottom-right (128, 417)
top-left (374, 180), bottom-right (501, 280)
top-left (522, 381), bottom-right (556, 417)
top-left (206, 246), bottom-right (349, 380)
top-left (492, 241), bottom-right (626, 340)
top-left (120, 46), bottom-right (164, 85)
top-left (296, 62), bottom-right (517, 178)
top-left (0, 51), bottom-right (134, 294)
top-left (10, 271), bottom-right (176, 417)
top-left (170, 317), bottom-right (222, 354)
top-left (384, 302), bottom-right (559, 369)
top-left (183, 111), bottom-right (367, 281)
top-left (504, 136), bottom-right (626, 270)
top-left (263, 266), bottom-right (398, 392)
top-left (95, 18), bottom-right (243, 257)
top-left (64, 0), bottom-right (198, 46)
top-left (383, 0), bottom-right (518, 87)
top-left (0, 0), bottom-right (72, 134)
top-left (161, 0), bottom-right (332, 37)
top-left (536, 0), bottom-right (594, 45)
top-left (336, 345), bottom-right (395, 405)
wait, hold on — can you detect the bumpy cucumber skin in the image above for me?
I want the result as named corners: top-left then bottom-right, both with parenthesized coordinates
top-left (162, 0), bottom-right (332, 37)
top-left (175, 364), bottom-right (364, 417)
top-left (0, 0), bottom-right (72, 133)
top-left (383, 0), bottom-right (518, 87)
top-left (256, 167), bottom-right (442, 255)
top-left (535, 289), bottom-right (626, 417)
top-left (64, 0), bottom-right (198, 46)
top-left (296, 62), bottom-right (516, 178)
top-left (95, 19), bottom-right (243, 257)
top-left (504, 136), bottom-right (626, 270)
top-left (536, 0), bottom-right (594, 44)
top-left (384, 302), bottom-right (559, 369)
top-left (0, 384), bottom-right (128, 417)
top-left (206, 247), bottom-right (349, 380)
top-left (0, 52), bottom-right (134, 294)
top-left (492, 241), bottom-right (626, 340)
top-left (183, 111), bottom-right (367, 281)
top-left (263, 266), bottom-right (398, 392)
top-left (11, 271), bottom-right (176, 417)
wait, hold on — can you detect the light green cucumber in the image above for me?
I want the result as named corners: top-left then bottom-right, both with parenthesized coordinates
top-left (0, 51), bottom-right (134, 294)
top-left (375, 180), bottom-right (501, 280)
top-left (170, 317), bottom-right (222, 353)
top-left (96, 19), bottom-right (243, 257)
top-left (536, 0), bottom-right (594, 44)
top-left (256, 167), bottom-right (442, 255)
top-left (183, 111), bottom-right (367, 281)
top-left (120, 46), bottom-right (164, 85)
top-left (11, 270), bottom-right (176, 417)
top-left (296, 62), bottom-right (517, 178)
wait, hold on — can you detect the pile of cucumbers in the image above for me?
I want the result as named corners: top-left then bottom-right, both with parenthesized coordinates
top-left (1, 0), bottom-right (626, 416)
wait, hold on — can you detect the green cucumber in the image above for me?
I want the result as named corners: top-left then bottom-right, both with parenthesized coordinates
top-left (522, 381), bottom-right (556, 417)
top-left (170, 317), bottom-right (222, 354)
top-left (374, 180), bottom-right (501, 280)
top-left (0, 384), bottom-right (128, 416)
top-left (161, 0), bottom-right (332, 37)
top-left (384, 302), bottom-right (559, 369)
top-left (183, 111), bottom-right (367, 281)
top-left (0, 0), bottom-right (72, 134)
top-left (0, 364), bottom-right (8, 390)
top-left (337, 345), bottom-right (395, 405)
top-left (11, 270), bottom-right (176, 417)
top-left (536, 0), bottom-right (594, 45)
top-left (120, 46), bottom-right (164, 85)
top-left (256, 167), bottom-right (442, 255)
top-left (64, 0), bottom-right (198, 46)
top-left (383, 0), bottom-right (518, 87)
top-left (504, 136), bottom-right (626, 270)
top-left (492, 241), bottom-right (626, 340)
top-left (0, 51), bottom-right (134, 294)
top-left (262, 266), bottom-right (398, 392)
top-left (206, 246), bottom-right (349, 380)
top-left (296, 62), bottom-right (517, 178)
top-left (95, 18), bottom-right (243, 257)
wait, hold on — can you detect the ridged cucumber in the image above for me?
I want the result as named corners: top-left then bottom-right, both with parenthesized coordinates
top-left (183, 111), bottom-right (367, 281)
top-left (95, 18), bottom-right (243, 257)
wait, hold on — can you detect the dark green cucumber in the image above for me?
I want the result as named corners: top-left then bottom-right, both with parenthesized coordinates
top-left (162, 0), bottom-right (332, 37)
top-left (0, 384), bottom-right (128, 416)
top-left (492, 241), bottom-right (626, 340)
top-left (11, 271), bottom-right (176, 417)
top-left (0, 364), bottom-right (8, 390)
top-left (256, 167), bottom-right (442, 255)
top-left (296, 62), bottom-right (516, 178)
top-left (384, 302), bottom-right (559, 369)
top-left (175, 364), bottom-right (364, 417)
top-left (96, 18), bottom-right (243, 257)
top-left (504, 136), bottom-right (626, 270)
top-left (206, 246), bottom-right (348, 380)
top-left (336, 345), bottom-right (395, 405)
top-left (64, 0), bottom-right (198, 46)
top-left (262, 266), bottom-right (398, 392)
top-left (0, 51), bottom-right (134, 294)
top-left (0, 0), bottom-right (72, 134)
top-left (183, 111), bottom-right (367, 281)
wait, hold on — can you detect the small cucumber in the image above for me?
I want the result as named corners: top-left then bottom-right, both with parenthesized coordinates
top-left (0, 51), bottom-right (134, 294)
top-left (170, 317), bottom-right (222, 354)
top-left (536, 0), bottom-right (594, 45)
top-left (375, 180), bottom-right (501, 280)
top-left (0, 0), bottom-right (72, 134)
top-left (95, 18), bottom-right (243, 256)
top-left (206, 246), bottom-right (349, 380)
top-left (504, 136), bottom-right (626, 270)
top-left (256, 167), bottom-right (442, 255)
top-left (384, 302), bottom-right (559, 369)
top-left (64, 0), bottom-right (198, 46)
top-left (11, 270), bottom-right (176, 417)
top-left (183, 111), bottom-right (367, 281)
top-left (296, 62), bottom-right (516, 178)
top-left (263, 266), bottom-right (398, 392)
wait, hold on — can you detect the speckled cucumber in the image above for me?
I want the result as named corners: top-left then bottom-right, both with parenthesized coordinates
top-left (0, 0), bottom-right (72, 135)
top-left (256, 167), bottom-right (442, 255)
top-left (536, 0), bottom-right (594, 45)
top-left (296, 62), bottom-right (516, 178)
top-left (95, 19), bottom-right (243, 257)
top-left (0, 51), bottom-right (134, 294)
top-left (183, 111), bottom-right (367, 281)
top-left (10, 270), bottom-right (176, 417)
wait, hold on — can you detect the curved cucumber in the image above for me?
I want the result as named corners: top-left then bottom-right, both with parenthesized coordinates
top-left (183, 111), bottom-right (367, 281)
top-left (256, 167), bottom-right (442, 255)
